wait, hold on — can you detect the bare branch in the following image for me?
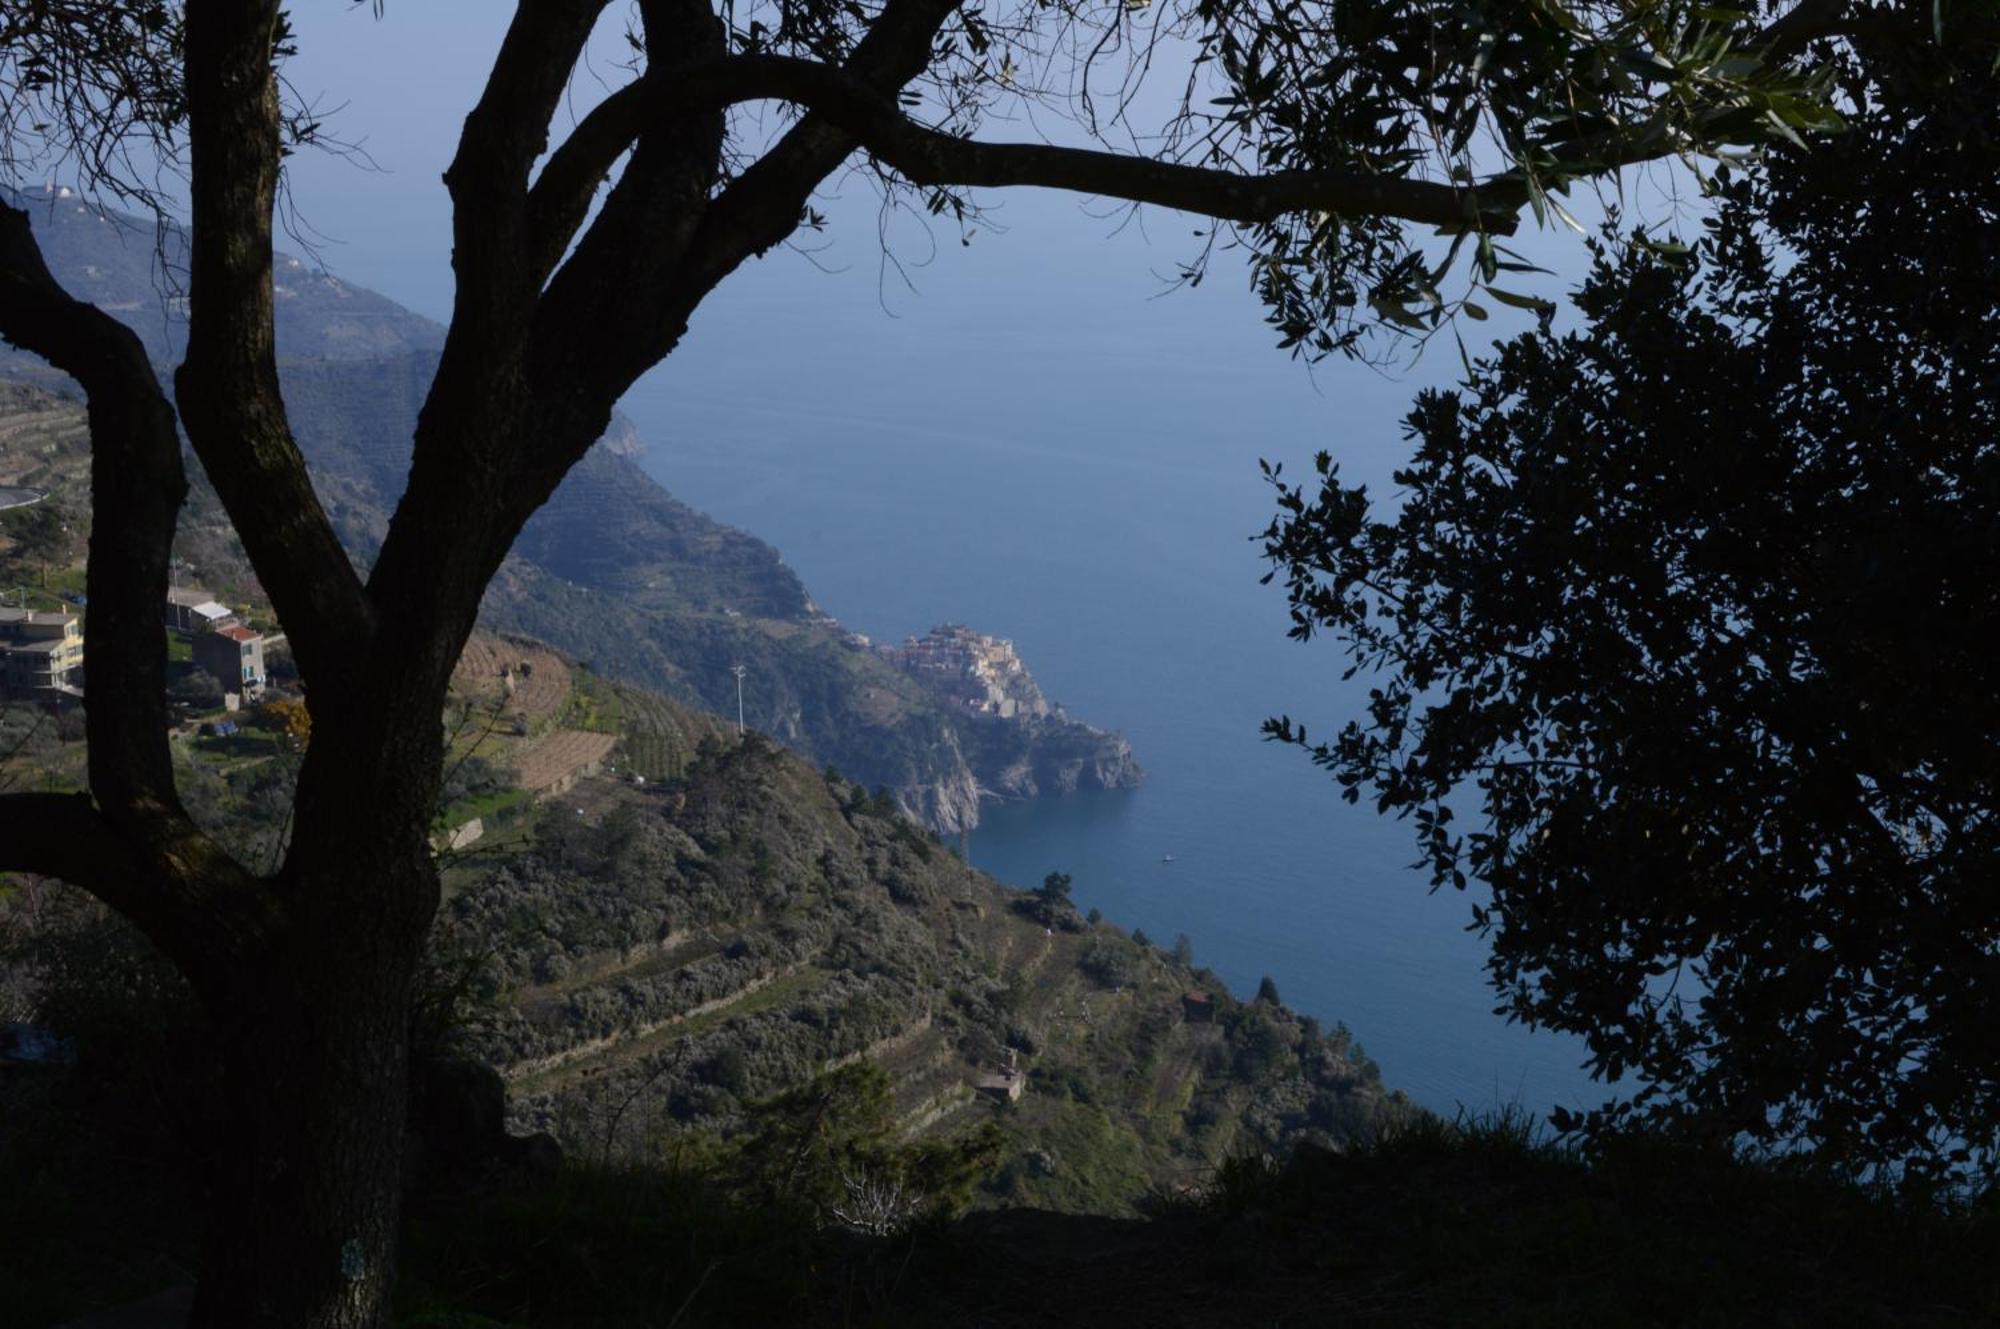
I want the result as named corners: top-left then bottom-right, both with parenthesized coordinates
top-left (527, 78), bottom-right (648, 284)
top-left (535, 0), bottom-right (968, 395)
top-left (357, 3), bottom-right (626, 695)
top-left (670, 0), bottom-right (966, 290)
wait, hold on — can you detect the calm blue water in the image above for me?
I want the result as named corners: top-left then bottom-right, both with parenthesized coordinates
top-left (616, 192), bottom-right (1605, 1118)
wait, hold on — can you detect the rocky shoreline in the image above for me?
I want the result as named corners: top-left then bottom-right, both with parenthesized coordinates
top-left (898, 712), bottom-right (1143, 834)
top-left (866, 624), bottom-right (1144, 832)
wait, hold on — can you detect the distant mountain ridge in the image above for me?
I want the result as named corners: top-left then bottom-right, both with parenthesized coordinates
top-left (0, 184), bottom-right (446, 365)
top-left (0, 184), bottom-right (1139, 829)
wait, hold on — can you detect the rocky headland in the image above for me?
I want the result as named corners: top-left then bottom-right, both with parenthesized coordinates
top-left (0, 187), bottom-right (1140, 831)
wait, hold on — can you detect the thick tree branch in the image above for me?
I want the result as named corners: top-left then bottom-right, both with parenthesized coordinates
top-left (526, 78), bottom-right (646, 285)
top-left (0, 196), bottom-right (279, 981)
top-left (0, 791), bottom-right (278, 985)
top-left (358, 2), bottom-right (619, 703)
top-left (683, 54), bottom-right (1521, 231)
top-left (531, 0), bottom-right (966, 286)
top-left (1761, 0), bottom-right (1854, 60)
top-left (447, 0), bottom-right (613, 325)
top-left (454, 0), bottom-right (615, 195)
top-left (670, 0), bottom-right (965, 292)
top-left (370, 1), bottom-right (723, 665)
top-left (174, 0), bottom-right (370, 707)
top-left (0, 792), bottom-right (148, 916)
top-left (547, 0), bottom-right (1850, 294)
top-left (534, 0), bottom-right (966, 401)
top-left (0, 200), bottom-right (177, 811)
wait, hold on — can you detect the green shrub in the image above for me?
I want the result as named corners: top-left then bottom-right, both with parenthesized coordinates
top-left (1077, 939), bottom-right (1138, 990)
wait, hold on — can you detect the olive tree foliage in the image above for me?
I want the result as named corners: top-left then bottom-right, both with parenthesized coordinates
top-left (0, 0), bottom-right (1849, 1325)
top-left (1262, 10), bottom-right (2000, 1183)
top-left (0, 4), bottom-right (341, 209)
top-left (0, 3), bottom-right (183, 202)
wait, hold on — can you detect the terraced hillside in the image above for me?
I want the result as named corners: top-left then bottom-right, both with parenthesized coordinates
top-left (433, 648), bottom-right (1406, 1214)
top-left (4, 606), bottom-right (1398, 1244)
top-left (0, 202), bottom-right (1378, 1217)
top-left (0, 380), bottom-right (263, 610)
top-left (0, 380), bottom-right (88, 486)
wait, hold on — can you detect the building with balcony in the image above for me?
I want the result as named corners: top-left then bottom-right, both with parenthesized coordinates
top-left (0, 606), bottom-right (84, 700)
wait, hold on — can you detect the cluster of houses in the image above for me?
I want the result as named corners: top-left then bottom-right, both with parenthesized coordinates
top-left (0, 585), bottom-right (270, 707)
top-left (166, 587), bottom-right (269, 707)
top-left (879, 623), bottom-right (1053, 720)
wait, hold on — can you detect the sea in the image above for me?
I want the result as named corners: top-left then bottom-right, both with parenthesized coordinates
top-left (617, 190), bottom-right (1606, 1120)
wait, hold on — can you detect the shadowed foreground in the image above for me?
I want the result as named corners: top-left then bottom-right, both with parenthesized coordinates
top-left (29, 1116), bottom-right (1994, 1328)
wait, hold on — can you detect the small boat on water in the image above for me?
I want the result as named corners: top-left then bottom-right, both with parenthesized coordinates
top-left (1161, 854), bottom-right (1175, 864)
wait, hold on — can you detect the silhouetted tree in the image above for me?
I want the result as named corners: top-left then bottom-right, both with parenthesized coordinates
top-left (1036, 871), bottom-right (1073, 906)
top-left (1256, 975), bottom-right (1281, 1005)
top-left (1263, 12), bottom-right (2000, 1182)
top-left (0, 2), bottom-right (1849, 1323)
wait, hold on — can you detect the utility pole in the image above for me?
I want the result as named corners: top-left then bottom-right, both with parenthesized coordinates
top-left (730, 664), bottom-right (747, 739)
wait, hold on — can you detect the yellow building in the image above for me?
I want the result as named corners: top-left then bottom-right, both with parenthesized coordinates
top-left (0, 606), bottom-right (84, 700)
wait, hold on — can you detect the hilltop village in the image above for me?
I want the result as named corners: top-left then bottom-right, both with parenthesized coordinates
top-left (869, 623), bottom-right (1055, 721)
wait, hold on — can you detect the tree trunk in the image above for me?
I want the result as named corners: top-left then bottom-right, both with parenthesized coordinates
top-left (187, 870), bottom-right (427, 1329)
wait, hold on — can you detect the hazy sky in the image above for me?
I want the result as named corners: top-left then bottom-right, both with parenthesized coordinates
top-left (274, 3), bottom-right (1596, 498)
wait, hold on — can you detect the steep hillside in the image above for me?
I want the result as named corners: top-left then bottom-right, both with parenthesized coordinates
top-left (254, 351), bottom-right (1141, 830)
top-left (0, 190), bottom-right (1140, 830)
top-left (0, 379), bottom-right (89, 475)
top-left (2, 617), bottom-right (1400, 1246)
top-left (424, 641), bottom-right (1400, 1213)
